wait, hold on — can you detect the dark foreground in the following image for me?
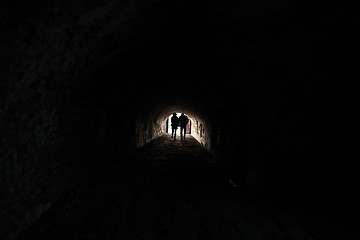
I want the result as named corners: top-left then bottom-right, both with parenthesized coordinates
top-left (17, 135), bottom-right (359, 240)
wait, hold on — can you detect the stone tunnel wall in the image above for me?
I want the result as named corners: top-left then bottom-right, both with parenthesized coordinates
top-left (135, 116), bottom-right (163, 148)
top-left (190, 118), bottom-right (211, 150)
top-left (0, 1), bottom-right (149, 239)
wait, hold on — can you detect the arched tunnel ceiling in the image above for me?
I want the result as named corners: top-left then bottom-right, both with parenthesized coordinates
top-left (81, 0), bottom-right (308, 84)
top-left (0, 0), bottom-right (334, 146)
top-left (72, 0), bottom-right (323, 132)
top-left (91, 39), bottom-right (226, 129)
top-left (0, 0), bottom-right (327, 118)
top-left (91, 52), bottom-right (226, 130)
top-left (148, 95), bottom-right (222, 125)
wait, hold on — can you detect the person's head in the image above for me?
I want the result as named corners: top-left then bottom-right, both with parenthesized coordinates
top-left (173, 113), bottom-right (177, 116)
top-left (181, 113), bottom-right (184, 116)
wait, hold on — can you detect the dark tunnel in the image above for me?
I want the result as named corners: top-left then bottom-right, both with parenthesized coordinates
top-left (0, 1), bottom-right (358, 239)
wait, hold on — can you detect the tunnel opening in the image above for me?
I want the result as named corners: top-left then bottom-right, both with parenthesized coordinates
top-left (135, 105), bottom-right (212, 152)
top-left (165, 113), bottom-right (191, 135)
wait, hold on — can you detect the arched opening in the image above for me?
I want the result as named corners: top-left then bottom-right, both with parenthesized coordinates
top-left (133, 103), bottom-right (215, 151)
top-left (165, 113), bottom-right (191, 135)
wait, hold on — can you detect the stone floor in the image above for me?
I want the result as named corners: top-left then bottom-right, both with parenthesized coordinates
top-left (16, 134), bottom-right (359, 240)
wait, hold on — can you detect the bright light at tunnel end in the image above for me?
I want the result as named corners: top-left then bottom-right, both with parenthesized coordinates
top-left (166, 113), bottom-right (191, 134)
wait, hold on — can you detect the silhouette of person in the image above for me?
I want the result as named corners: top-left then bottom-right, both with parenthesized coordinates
top-left (171, 113), bottom-right (179, 140)
top-left (179, 113), bottom-right (189, 140)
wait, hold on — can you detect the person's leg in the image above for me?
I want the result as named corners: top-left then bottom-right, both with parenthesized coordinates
top-left (183, 126), bottom-right (186, 139)
top-left (174, 128), bottom-right (177, 140)
top-left (180, 126), bottom-right (183, 140)
top-left (171, 127), bottom-right (174, 138)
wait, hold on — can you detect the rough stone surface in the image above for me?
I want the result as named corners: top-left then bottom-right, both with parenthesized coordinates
top-left (15, 135), bottom-right (359, 240)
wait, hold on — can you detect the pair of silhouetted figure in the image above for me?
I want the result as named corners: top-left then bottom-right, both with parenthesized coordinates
top-left (171, 113), bottom-right (189, 141)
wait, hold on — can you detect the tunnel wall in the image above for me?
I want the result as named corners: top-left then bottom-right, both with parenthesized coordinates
top-left (135, 117), bottom-right (163, 148)
top-left (0, 2), bottom-right (148, 239)
top-left (190, 118), bottom-right (211, 150)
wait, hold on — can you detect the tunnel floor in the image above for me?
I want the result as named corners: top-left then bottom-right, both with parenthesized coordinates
top-left (17, 135), bottom-right (359, 240)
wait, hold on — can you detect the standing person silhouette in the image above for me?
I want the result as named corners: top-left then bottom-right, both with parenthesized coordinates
top-left (171, 113), bottom-right (179, 140)
top-left (179, 113), bottom-right (189, 141)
